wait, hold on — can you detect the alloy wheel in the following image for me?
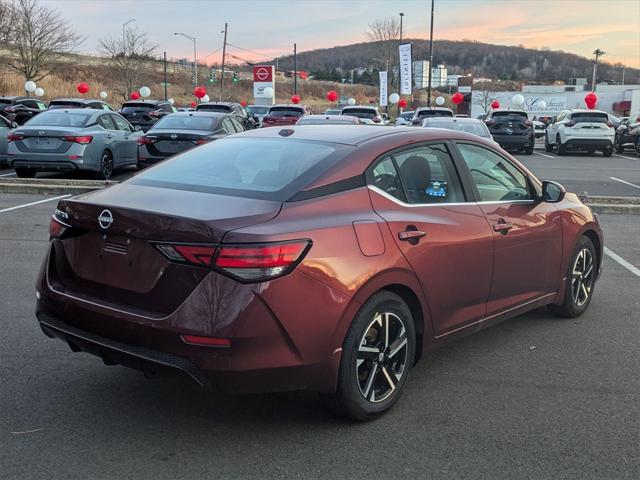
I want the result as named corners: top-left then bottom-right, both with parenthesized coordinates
top-left (356, 311), bottom-right (408, 403)
top-left (571, 248), bottom-right (594, 307)
top-left (101, 152), bottom-right (113, 179)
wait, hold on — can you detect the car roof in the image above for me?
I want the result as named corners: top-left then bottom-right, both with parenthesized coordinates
top-left (270, 104), bottom-right (305, 108)
top-left (164, 111), bottom-right (229, 118)
top-left (491, 108), bottom-right (526, 113)
top-left (342, 105), bottom-right (378, 109)
top-left (566, 109), bottom-right (607, 114)
top-left (40, 108), bottom-right (98, 115)
top-left (416, 107), bottom-right (452, 112)
top-left (50, 98), bottom-right (99, 103)
top-left (123, 100), bottom-right (165, 105)
top-left (302, 114), bottom-right (351, 120)
top-left (0, 96), bottom-right (27, 101)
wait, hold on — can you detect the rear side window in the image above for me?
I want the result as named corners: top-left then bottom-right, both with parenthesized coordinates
top-left (130, 138), bottom-right (351, 200)
top-left (571, 112), bottom-right (609, 123)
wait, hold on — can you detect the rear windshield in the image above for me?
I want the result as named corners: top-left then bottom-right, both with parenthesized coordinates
top-left (0, 99), bottom-right (13, 105)
top-left (268, 107), bottom-right (304, 117)
top-left (341, 108), bottom-right (376, 119)
top-left (324, 109), bottom-right (342, 115)
top-left (48, 101), bottom-right (83, 110)
top-left (400, 112), bottom-right (414, 119)
top-left (130, 137), bottom-right (351, 200)
top-left (297, 117), bottom-right (355, 125)
top-left (425, 121), bottom-right (490, 138)
top-left (417, 110), bottom-right (453, 118)
top-left (196, 104), bottom-right (231, 112)
top-left (152, 115), bottom-right (216, 131)
top-left (246, 106), bottom-right (269, 115)
top-left (121, 103), bottom-right (155, 113)
top-left (572, 112), bottom-right (609, 123)
top-left (492, 111), bottom-right (528, 119)
top-left (25, 112), bottom-right (90, 127)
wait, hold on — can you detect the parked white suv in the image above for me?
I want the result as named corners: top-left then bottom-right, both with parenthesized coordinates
top-left (340, 106), bottom-right (388, 124)
top-left (545, 109), bottom-right (615, 156)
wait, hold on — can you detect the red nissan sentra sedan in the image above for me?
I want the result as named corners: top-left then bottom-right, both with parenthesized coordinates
top-left (36, 125), bottom-right (603, 420)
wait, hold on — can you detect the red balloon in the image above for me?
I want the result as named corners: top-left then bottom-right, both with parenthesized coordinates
top-left (398, 99), bottom-right (408, 108)
top-left (451, 92), bottom-right (464, 105)
top-left (369, 98), bottom-right (377, 104)
top-left (240, 100), bottom-right (248, 107)
top-left (193, 86), bottom-right (207, 99)
top-left (491, 100), bottom-right (500, 109)
top-left (584, 92), bottom-right (598, 109)
top-left (291, 95), bottom-right (301, 104)
top-left (130, 91), bottom-right (140, 100)
top-left (326, 90), bottom-right (338, 102)
top-left (76, 82), bottom-right (89, 94)
top-left (190, 101), bottom-right (197, 108)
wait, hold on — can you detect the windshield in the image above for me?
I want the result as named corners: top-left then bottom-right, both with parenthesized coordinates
top-left (246, 106), bottom-right (269, 115)
top-left (572, 112), bottom-right (609, 123)
top-left (24, 112), bottom-right (91, 127)
top-left (130, 137), bottom-right (350, 200)
top-left (197, 105), bottom-right (231, 113)
top-left (152, 115), bottom-right (216, 131)
top-left (48, 102), bottom-right (83, 110)
top-left (341, 108), bottom-right (376, 119)
top-left (268, 107), bottom-right (304, 117)
top-left (424, 121), bottom-right (491, 138)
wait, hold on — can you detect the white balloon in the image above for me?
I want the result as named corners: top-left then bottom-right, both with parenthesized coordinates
top-left (536, 100), bottom-right (547, 110)
top-left (435, 96), bottom-right (445, 106)
top-left (202, 94), bottom-right (210, 103)
top-left (347, 97), bottom-right (356, 106)
top-left (139, 86), bottom-right (151, 98)
top-left (168, 98), bottom-right (175, 105)
top-left (511, 94), bottom-right (525, 107)
top-left (263, 87), bottom-right (274, 98)
top-left (389, 93), bottom-right (400, 104)
top-left (34, 87), bottom-right (45, 97)
top-left (24, 81), bottom-right (37, 93)
top-left (99, 91), bottom-right (108, 99)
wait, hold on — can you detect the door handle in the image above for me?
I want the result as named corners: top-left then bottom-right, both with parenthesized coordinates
top-left (493, 220), bottom-right (513, 234)
top-left (398, 230), bottom-right (427, 241)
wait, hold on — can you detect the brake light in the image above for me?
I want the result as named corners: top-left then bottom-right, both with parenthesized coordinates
top-left (5, 107), bottom-right (16, 113)
top-left (49, 211), bottom-right (70, 239)
top-left (372, 116), bottom-right (382, 123)
top-left (63, 135), bottom-right (93, 144)
top-left (214, 240), bottom-right (311, 282)
top-left (7, 133), bottom-right (24, 142)
top-left (606, 121), bottom-right (613, 128)
top-left (565, 120), bottom-right (576, 127)
top-left (181, 335), bottom-right (231, 347)
top-left (154, 243), bottom-right (215, 267)
top-left (194, 137), bottom-right (211, 145)
top-left (137, 136), bottom-right (155, 145)
top-left (524, 120), bottom-right (533, 127)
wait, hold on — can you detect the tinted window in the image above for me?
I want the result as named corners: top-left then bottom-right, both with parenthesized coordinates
top-left (111, 114), bottom-right (132, 131)
top-left (394, 144), bottom-right (464, 204)
top-left (0, 99), bottom-right (12, 105)
top-left (197, 104), bottom-right (230, 113)
top-left (131, 138), bottom-right (348, 200)
top-left (457, 143), bottom-right (531, 202)
top-left (25, 112), bottom-right (91, 127)
top-left (97, 115), bottom-right (116, 130)
top-left (370, 157), bottom-right (406, 202)
top-left (121, 103), bottom-right (155, 113)
top-left (48, 101), bottom-right (83, 110)
top-left (152, 115), bottom-right (215, 131)
top-left (571, 112), bottom-right (609, 123)
top-left (297, 117), bottom-right (356, 125)
top-left (341, 108), bottom-right (376, 119)
top-left (417, 109), bottom-right (453, 118)
top-left (492, 111), bottom-right (528, 120)
top-left (268, 107), bottom-right (304, 117)
top-left (423, 120), bottom-right (491, 138)
top-left (247, 106), bottom-right (269, 115)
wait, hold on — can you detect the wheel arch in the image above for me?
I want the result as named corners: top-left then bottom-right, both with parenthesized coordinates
top-left (380, 284), bottom-right (425, 364)
top-left (582, 228), bottom-right (603, 273)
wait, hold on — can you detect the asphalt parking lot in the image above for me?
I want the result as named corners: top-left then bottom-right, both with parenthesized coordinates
top-left (0, 188), bottom-right (639, 479)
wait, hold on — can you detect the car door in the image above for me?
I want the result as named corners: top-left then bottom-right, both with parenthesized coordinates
top-left (96, 114), bottom-right (121, 161)
top-left (454, 142), bottom-right (563, 315)
top-left (0, 116), bottom-right (10, 160)
top-left (110, 113), bottom-right (138, 164)
top-left (368, 142), bottom-right (494, 336)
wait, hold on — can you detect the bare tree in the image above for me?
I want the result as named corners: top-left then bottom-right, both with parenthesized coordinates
top-left (99, 27), bottom-right (158, 102)
top-left (0, 0), bottom-right (16, 46)
top-left (367, 18), bottom-right (400, 81)
top-left (473, 89), bottom-right (494, 114)
top-left (4, 0), bottom-right (82, 82)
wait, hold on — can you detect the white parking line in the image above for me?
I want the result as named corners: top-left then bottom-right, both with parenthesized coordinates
top-left (0, 194), bottom-right (70, 214)
top-left (614, 154), bottom-right (639, 161)
top-left (535, 152), bottom-right (555, 159)
top-left (610, 177), bottom-right (640, 190)
top-left (0, 172), bottom-right (16, 177)
top-left (605, 247), bottom-right (640, 278)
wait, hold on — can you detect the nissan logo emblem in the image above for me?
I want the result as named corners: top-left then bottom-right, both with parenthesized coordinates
top-left (170, 134), bottom-right (177, 140)
top-left (98, 209), bottom-right (113, 230)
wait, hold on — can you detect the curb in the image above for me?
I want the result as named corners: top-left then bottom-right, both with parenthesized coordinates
top-left (588, 204), bottom-right (640, 215)
top-left (0, 178), bottom-right (114, 195)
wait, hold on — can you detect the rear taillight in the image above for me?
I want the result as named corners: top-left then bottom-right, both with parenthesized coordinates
top-left (7, 133), bottom-right (24, 142)
top-left (181, 335), bottom-right (231, 347)
top-left (63, 135), bottom-right (93, 144)
top-left (524, 120), bottom-right (533, 127)
top-left (566, 120), bottom-right (576, 127)
top-left (485, 119), bottom-right (495, 126)
top-left (137, 136), bottom-right (155, 145)
top-left (194, 137), bottom-right (211, 145)
top-left (214, 240), bottom-right (311, 282)
top-left (606, 121), bottom-right (613, 128)
top-left (154, 244), bottom-right (215, 267)
top-left (49, 209), bottom-right (70, 239)
top-left (372, 116), bottom-right (382, 123)
top-left (5, 107), bottom-right (16, 113)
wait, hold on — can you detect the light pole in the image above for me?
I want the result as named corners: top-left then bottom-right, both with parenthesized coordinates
top-left (122, 18), bottom-right (135, 57)
top-left (427, 0), bottom-right (435, 107)
top-left (592, 48), bottom-right (605, 92)
top-left (174, 32), bottom-right (197, 86)
top-left (398, 12), bottom-right (404, 114)
top-left (220, 23), bottom-right (228, 101)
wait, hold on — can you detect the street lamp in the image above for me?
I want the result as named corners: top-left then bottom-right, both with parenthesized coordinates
top-left (175, 32), bottom-right (198, 86)
top-left (122, 18), bottom-right (135, 57)
top-left (592, 48), bottom-right (605, 92)
top-left (398, 12), bottom-right (404, 114)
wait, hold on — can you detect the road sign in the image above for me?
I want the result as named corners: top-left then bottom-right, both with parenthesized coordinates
top-left (253, 66), bottom-right (273, 82)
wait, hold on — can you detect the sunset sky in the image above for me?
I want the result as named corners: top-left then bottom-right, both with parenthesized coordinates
top-left (44, 0), bottom-right (640, 68)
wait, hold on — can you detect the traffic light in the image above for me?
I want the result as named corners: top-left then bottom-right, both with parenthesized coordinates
top-left (232, 72), bottom-right (239, 84)
top-left (208, 68), bottom-right (217, 84)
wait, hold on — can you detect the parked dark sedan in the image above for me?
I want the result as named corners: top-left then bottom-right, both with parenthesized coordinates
top-left (0, 96), bottom-right (48, 125)
top-left (137, 112), bottom-right (244, 168)
top-left (48, 98), bottom-right (115, 111)
top-left (37, 126), bottom-right (602, 420)
top-left (195, 101), bottom-right (257, 130)
top-left (118, 100), bottom-right (176, 132)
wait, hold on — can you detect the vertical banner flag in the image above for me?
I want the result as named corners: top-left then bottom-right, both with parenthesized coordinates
top-left (379, 71), bottom-right (388, 106)
top-left (399, 43), bottom-right (412, 95)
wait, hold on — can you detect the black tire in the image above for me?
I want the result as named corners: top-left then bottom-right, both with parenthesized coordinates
top-left (544, 134), bottom-right (553, 152)
top-left (524, 145), bottom-right (534, 155)
top-left (321, 291), bottom-right (416, 421)
top-left (602, 147), bottom-right (613, 157)
top-left (15, 168), bottom-right (36, 178)
top-left (556, 135), bottom-right (567, 155)
top-left (548, 236), bottom-right (597, 318)
top-left (96, 150), bottom-right (113, 180)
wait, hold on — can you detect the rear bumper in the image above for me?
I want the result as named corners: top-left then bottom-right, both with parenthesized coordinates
top-left (10, 160), bottom-right (79, 172)
top-left (137, 156), bottom-right (167, 168)
top-left (493, 134), bottom-right (534, 147)
top-left (563, 138), bottom-right (613, 150)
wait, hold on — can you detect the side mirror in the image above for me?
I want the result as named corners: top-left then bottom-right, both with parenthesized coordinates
top-left (10, 122), bottom-right (18, 129)
top-left (134, 125), bottom-right (142, 132)
top-left (542, 180), bottom-right (566, 203)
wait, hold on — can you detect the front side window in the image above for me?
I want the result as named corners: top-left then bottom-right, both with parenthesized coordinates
top-left (457, 143), bottom-right (532, 202)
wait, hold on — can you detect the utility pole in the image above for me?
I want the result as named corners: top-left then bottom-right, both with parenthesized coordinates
top-left (219, 22), bottom-right (228, 101)
top-left (174, 32), bottom-right (197, 86)
top-left (293, 43), bottom-right (297, 95)
top-left (591, 48), bottom-right (605, 92)
top-left (163, 51), bottom-right (168, 100)
top-left (426, 0), bottom-right (435, 107)
top-left (122, 18), bottom-right (135, 57)
top-left (398, 12), bottom-right (404, 115)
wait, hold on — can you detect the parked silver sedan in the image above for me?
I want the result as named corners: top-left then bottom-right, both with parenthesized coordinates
top-left (7, 109), bottom-right (141, 179)
top-left (0, 114), bottom-right (18, 167)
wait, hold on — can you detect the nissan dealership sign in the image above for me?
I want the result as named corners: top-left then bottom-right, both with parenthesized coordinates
top-left (253, 65), bottom-right (275, 105)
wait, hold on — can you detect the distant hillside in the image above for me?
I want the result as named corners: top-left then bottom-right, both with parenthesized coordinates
top-left (275, 39), bottom-right (639, 85)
